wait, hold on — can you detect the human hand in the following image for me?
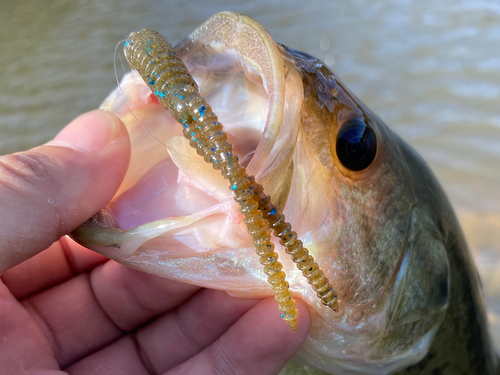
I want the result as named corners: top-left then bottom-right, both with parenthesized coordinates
top-left (0, 110), bottom-right (311, 374)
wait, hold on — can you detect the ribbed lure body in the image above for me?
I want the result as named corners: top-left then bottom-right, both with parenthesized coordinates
top-left (123, 29), bottom-right (338, 330)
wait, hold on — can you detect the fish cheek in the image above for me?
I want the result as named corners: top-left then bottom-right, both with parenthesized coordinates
top-left (373, 206), bottom-right (449, 362)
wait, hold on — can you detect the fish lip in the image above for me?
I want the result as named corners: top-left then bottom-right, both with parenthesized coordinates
top-left (175, 11), bottom-right (286, 176)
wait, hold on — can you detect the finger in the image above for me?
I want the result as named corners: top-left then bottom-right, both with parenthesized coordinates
top-left (167, 298), bottom-right (311, 375)
top-left (22, 272), bottom-right (123, 368)
top-left (22, 261), bottom-right (199, 367)
top-left (64, 289), bottom-right (262, 375)
top-left (136, 289), bottom-right (261, 373)
top-left (1, 237), bottom-right (107, 299)
top-left (0, 281), bottom-right (62, 374)
top-left (0, 110), bottom-right (131, 274)
top-left (90, 260), bottom-right (199, 331)
top-left (65, 337), bottom-right (149, 375)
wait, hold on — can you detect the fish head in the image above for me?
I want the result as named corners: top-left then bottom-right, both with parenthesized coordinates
top-left (72, 12), bottom-right (449, 375)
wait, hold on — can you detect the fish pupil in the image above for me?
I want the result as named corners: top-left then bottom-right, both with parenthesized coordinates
top-left (336, 118), bottom-right (377, 171)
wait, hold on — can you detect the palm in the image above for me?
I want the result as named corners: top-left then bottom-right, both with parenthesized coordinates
top-left (0, 237), bottom-right (309, 374)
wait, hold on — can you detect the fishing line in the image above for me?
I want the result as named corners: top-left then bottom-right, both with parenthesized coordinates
top-left (113, 39), bottom-right (168, 148)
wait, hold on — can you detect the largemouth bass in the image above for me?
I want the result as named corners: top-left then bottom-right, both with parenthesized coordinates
top-left (72, 12), bottom-right (498, 374)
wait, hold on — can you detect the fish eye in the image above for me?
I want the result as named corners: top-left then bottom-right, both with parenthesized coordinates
top-left (336, 118), bottom-right (377, 171)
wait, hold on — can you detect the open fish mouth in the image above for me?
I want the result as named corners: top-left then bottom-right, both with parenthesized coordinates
top-left (72, 12), bottom-right (450, 375)
top-left (73, 13), bottom-right (295, 293)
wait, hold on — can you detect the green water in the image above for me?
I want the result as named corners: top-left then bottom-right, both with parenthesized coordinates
top-left (1, 0), bottom-right (499, 366)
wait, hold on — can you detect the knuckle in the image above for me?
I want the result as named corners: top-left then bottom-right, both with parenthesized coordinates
top-left (175, 308), bottom-right (204, 352)
top-left (211, 344), bottom-right (239, 375)
top-left (0, 151), bottom-right (58, 198)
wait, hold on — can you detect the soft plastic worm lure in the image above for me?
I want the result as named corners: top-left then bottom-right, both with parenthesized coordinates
top-left (124, 29), bottom-right (338, 329)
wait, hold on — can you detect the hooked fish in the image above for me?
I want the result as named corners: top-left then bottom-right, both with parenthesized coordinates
top-left (72, 12), bottom-right (498, 375)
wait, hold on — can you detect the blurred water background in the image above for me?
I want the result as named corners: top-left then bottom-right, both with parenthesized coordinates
top-left (1, 0), bottom-right (499, 350)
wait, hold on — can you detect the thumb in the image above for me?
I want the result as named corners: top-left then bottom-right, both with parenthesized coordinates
top-left (0, 110), bottom-right (130, 274)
